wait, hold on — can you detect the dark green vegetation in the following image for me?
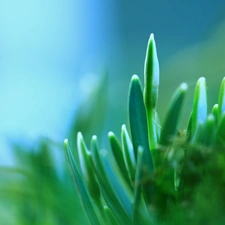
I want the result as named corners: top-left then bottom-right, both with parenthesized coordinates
top-left (65, 34), bottom-right (225, 225)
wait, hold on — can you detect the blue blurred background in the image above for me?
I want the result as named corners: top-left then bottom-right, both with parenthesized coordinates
top-left (1, 0), bottom-right (225, 165)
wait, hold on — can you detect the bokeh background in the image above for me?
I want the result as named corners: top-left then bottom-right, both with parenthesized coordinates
top-left (1, 0), bottom-right (225, 224)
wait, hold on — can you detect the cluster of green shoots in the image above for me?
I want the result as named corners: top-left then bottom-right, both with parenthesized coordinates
top-left (64, 34), bottom-right (225, 225)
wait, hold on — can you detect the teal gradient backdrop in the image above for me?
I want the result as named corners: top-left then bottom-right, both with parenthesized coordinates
top-left (0, 0), bottom-right (225, 163)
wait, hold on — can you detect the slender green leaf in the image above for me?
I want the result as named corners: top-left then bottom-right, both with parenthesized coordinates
top-left (218, 77), bottom-right (225, 122)
top-left (91, 136), bottom-right (132, 224)
top-left (143, 33), bottom-right (159, 150)
top-left (160, 83), bottom-right (188, 146)
top-left (192, 114), bottom-right (216, 146)
top-left (64, 139), bottom-right (101, 225)
top-left (144, 33), bottom-right (159, 110)
top-left (104, 206), bottom-right (120, 225)
top-left (128, 75), bottom-right (154, 170)
top-left (191, 123), bottom-right (205, 145)
top-left (121, 124), bottom-right (136, 186)
top-left (202, 114), bottom-right (216, 146)
top-left (77, 132), bottom-right (101, 205)
top-left (102, 156), bottom-right (132, 215)
top-left (191, 77), bottom-right (207, 137)
top-left (108, 132), bottom-right (132, 189)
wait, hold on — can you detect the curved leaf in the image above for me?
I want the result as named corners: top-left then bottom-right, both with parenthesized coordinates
top-left (191, 77), bottom-right (207, 138)
top-left (143, 33), bottom-right (159, 150)
top-left (64, 139), bottom-right (101, 225)
top-left (77, 132), bottom-right (101, 205)
top-left (218, 77), bottom-right (225, 122)
top-left (121, 124), bottom-right (136, 186)
top-left (91, 136), bottom-right (132, 224)
top-left (160, 83), bottom-right (188, 146)
top-left (104, 206), bottom-right (120, 225)
top-left (108, 132), bottom-right (132, 189)
top-left (128, 75), bottom-right (154, 170)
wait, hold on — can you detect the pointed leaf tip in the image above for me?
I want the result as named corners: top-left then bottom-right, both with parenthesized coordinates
top-left (131, 74), bottom-right (140, 81)
top-left (191, 76), bottom-right (207, 137)
top-left (199, 77), bottom-right (206, 81)
top-left (108, 131), bottom-right (114, 137)
top-left (160, 82), bottom-right (187, 146)
top-left (92, 135), bottom-right (97, 141)
top-left (180, 82), bottom-right (188, 91)
top-left (77, 131), bottom-right (82, 139)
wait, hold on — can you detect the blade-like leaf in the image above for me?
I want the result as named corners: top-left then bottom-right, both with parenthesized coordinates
top-left (77, 132), bottom-right (101, 205)
top-left (128, 75), bottom-right (154, 169)
top-left (121, 124), bottom-right (136, 186)
top-left (64, 139), bottom-right (101, 225)
top-left (218, 77), bottom-right (225, 122)
top-left (202, 114), bottom-right (216, 146)
top-left (143, 33), bottom-right (159, 151)
top-left (160, 83), bottom-right (188, 146)
top-left (108, 132), bottom-right (132, 189)
top-left (104, 206), bottom-right (120, 225)
top-left (91, 136), bottom-right (132, 224)
top-left (191, 77), bottom-right (207, 138)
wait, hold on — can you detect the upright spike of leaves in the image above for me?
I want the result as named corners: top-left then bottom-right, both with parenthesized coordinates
top-left (64, 139), bottom-right (101, 225)
top-left (108, 132), bottom-right (132, 189)
top-left (121, 124), bottom-right (136, 185)
top-left (128, 75), bottom-right (154, 170)
top-left (77, 132), bottom-right (101, 205)
top-left (144, 33), bottom-right (159, 151)
top-left (160, 83), bottom-right (188, 146)
top-left (218, 77), bottom-right (225, 122)
top-left (191, 77), bottom-right (207, 137)
top-left (64, 35), bottom-right (225, 225)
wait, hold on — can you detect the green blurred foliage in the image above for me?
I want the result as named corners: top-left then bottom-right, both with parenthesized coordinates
top-left (0, 75), bottom-right (108, 225)
top-left (1, 17), bottom-right (225, 225)
top-left (0, 139), bottom-right (88, 225)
